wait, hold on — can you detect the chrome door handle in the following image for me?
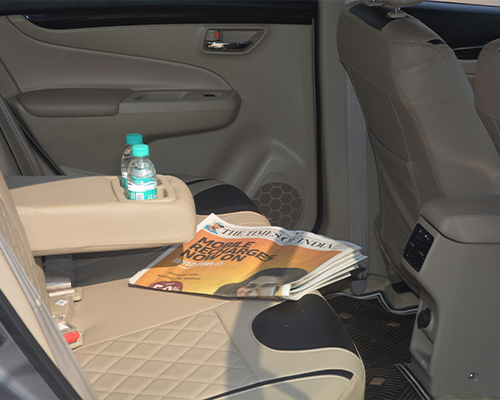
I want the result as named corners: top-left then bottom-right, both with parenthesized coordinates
top-left (205, 41), bottom-right (252, 51)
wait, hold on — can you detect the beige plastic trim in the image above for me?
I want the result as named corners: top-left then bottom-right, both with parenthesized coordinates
top-left (9, 175), bottom-right (196, 255)
top-left (405, 218), bottom-right (500, 397)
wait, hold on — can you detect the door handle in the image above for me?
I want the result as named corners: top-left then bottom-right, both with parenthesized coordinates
top-left (204, 29), bottom-right (264, 53)
top-left (205, 40), bottom-right (252, 51)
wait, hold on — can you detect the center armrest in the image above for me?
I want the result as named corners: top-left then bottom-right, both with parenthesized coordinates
top-left (7, 175), bottom-right (196, 256)
top-left (421, 198), bottom-right (500, 243)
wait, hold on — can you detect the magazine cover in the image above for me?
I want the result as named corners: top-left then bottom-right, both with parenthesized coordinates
top-left (130, 214), bottom-right (366, 300)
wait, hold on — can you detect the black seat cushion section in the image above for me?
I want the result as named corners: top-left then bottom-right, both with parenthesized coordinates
top-left (191, 183), bottom-right (261, 215)
top-left (252, 294), bottom-right (358, 355)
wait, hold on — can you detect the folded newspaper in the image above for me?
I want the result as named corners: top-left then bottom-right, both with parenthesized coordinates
top-left (130, 214), bottom-right (366, 300)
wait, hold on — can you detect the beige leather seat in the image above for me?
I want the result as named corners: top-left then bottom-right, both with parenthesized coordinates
top-left (337, 0), bottom-right (500, 290)
top-left (0, 170), bottom-right (365, 399)
top-left (475, 37), bottom-right (500, 153)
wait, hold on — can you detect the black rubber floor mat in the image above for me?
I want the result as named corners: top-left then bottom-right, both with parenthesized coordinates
top-left (326, 293), bottom-right (433, 400)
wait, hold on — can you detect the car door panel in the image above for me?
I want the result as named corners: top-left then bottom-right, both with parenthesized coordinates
top-left (0, 2), bottom-right (317, 231)
top-left (11, 1), bottom-right (312, 27)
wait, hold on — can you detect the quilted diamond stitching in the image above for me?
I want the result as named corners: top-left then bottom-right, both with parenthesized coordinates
top-left (75, 310), bottom-right (258, 400)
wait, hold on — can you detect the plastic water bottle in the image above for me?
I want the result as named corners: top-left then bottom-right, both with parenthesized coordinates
top-left (121, 133), bottom-right (143, 188)
top-left (127, 144), bottom-right (157, 200)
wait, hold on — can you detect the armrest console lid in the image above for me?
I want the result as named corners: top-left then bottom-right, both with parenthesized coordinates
top-left (7, 175), bottom-right (196, 255)
top-left (422, 198), bottom-right (500, 243)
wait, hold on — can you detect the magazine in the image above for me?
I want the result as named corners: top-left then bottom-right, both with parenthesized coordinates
top-left (129, 214), bottom-right (367, 300)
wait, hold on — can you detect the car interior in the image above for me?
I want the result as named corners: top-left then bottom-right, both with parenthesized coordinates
top-left (0, 0), bottom-right (499, 399)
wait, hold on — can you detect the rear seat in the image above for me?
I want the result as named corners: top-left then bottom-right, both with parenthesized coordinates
top-left (0, 169), bottom-right (365, 399)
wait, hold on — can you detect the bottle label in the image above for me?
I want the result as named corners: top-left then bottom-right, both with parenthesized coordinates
top-left (128, 175), bottom-right (157, 200)
top-left (129, 189), bottom-right (157, 200)
top-left (122, 174), bottom-right (127, 188)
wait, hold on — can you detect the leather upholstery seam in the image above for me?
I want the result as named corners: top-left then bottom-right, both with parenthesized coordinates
top-left (381, 200), bottom-right (410, 242)
top-left (438, 214), bottom-right (500, 231)
top-left (77, 340), bottom-right (115, 370)
top-left (368, 131), bottom-right (413, 182)
top-left (388, 96), bottom-right (423, 209)
top-left (184, 356), bottom-right (250, 399)
top-left (388, 41), bottom-right (447, 198)
top-left (80, 341), bottom-right (129, 394)
top-left (93, 312), bottom-right (224, 399)
top-left (401, 95), bottom-right (447, 198)
top-left (494, 117), bottom-right (500, 138)
top-left (74, 307), bottom-right (231, 350)
top-left (94, 336), bottom-right (163, 396)
top-left (339, 374), bottom-right (357, 400)
top-left (476, 107), bottom-right (500, 122)
top-left (77, 342), bottom-right (243, 355)
top-left (212, 306), bottom-right (259, 378)
top-left (82, 367), bottom-right (255, 380)
top-left (343, 61), bottom-right (401, 104)
top-left (135, 343), bottom-right (241, 400)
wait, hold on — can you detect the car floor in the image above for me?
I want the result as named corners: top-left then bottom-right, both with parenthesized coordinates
top-left (326, 292), bottom-right (433, 400)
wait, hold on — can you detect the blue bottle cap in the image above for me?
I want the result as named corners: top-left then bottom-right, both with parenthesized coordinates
top-left (132, 144), bottom-right (149, 157)
top-left (126, 133), bottom-right (143, 145)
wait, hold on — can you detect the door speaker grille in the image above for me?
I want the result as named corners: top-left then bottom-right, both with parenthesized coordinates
top-left (252, 182), bottom-right (303, 229)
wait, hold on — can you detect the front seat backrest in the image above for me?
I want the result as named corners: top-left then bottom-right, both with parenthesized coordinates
top-left (475, 38), bottom-right (500, 154)
top-left (337, 1), bottom-right (500, 287)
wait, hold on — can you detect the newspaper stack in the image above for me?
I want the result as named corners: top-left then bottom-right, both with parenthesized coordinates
top-left (130, 214), bottom-right (366, 301)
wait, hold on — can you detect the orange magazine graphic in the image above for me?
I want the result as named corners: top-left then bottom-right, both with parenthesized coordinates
top-left (130, 214), bottom-right (365, 300)
top-left (133, 231), bottom-right (340, 296)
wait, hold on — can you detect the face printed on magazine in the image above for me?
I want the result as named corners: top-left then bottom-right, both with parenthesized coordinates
top-left (214, 267), bottom-right (307, 298)
top-left (236, 275), bottom-right (282, 298)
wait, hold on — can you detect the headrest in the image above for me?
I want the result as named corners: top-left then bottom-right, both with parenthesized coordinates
top-left (383, 0), bottom-right (425, 7)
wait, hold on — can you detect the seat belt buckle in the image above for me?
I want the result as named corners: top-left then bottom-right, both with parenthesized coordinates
top-left (63, 329), bottom-right (83, 350)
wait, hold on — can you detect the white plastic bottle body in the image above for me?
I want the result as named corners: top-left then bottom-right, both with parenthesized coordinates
top-left (120, 145), bottom-right (134, 188)
top-left (121, 133), bottom-right (143, 188)
top-left (127, 156), bottom-right (157, 200)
